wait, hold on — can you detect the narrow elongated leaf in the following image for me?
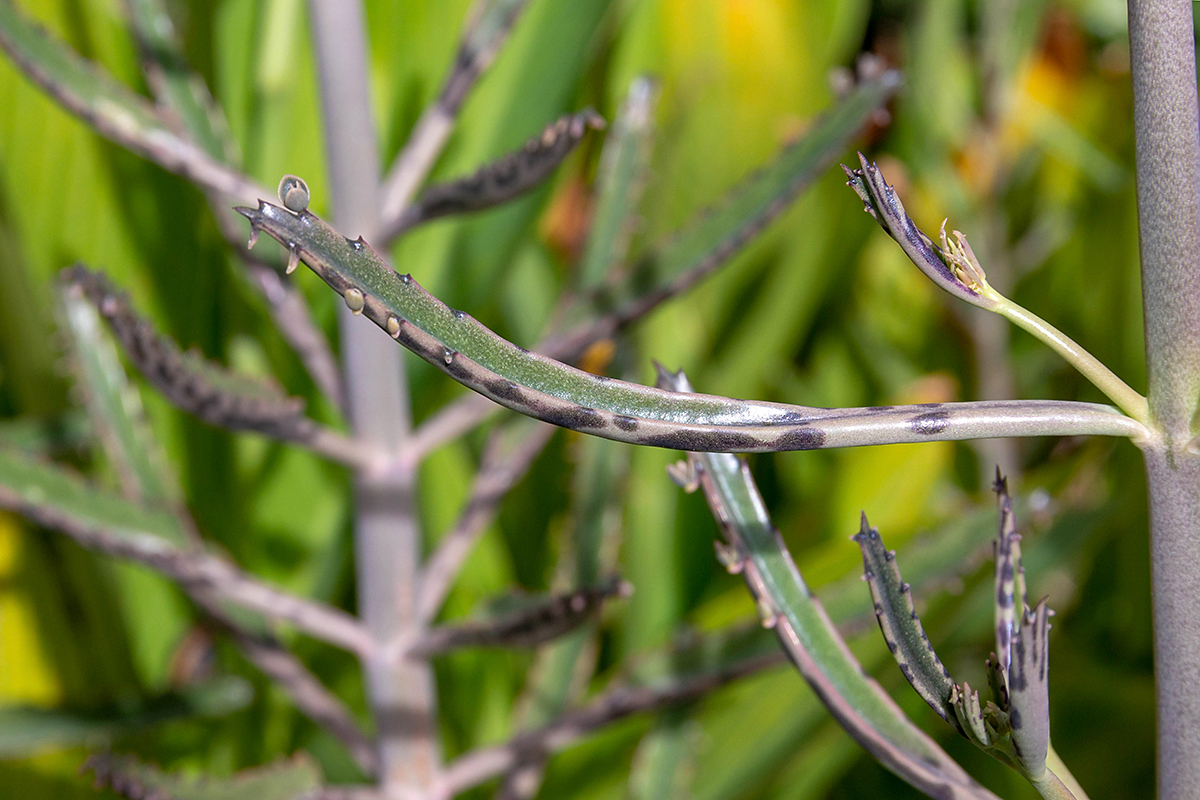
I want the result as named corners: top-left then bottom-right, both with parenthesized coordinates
top-left (238, 199), bottom-right (1146, 452)
top-left (854, 515), bottom-right (960, 729)
top-left (378, 0), bottom-right (534, 223)
top-left (0, 446), bottom-right (189, 548)
top-left (85, 752), bottom-right (322, 800)
top-left (122, 0), bottom-right (237, 162)
top-left (58, 277), bottom-right (179, 505)
top-left (411, 576), bottom-right (630, 655)
top-left (64, 266), bottom-right (309, 441)
top-left (0, 677), bottom-right (251, 757)
top-left (660, 369), bottom-right (998, 800)
top-left (576, 78), bottom-right (658, 290)
top-left (600, 72), bottom-right (901, 317)
top-left (0, 0), bottom-right (262, 203)
top-left (387, 109), bottom-right (604, 235)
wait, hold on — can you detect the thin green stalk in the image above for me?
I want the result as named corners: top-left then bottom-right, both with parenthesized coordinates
top-left (1126, 4), bottom-right (1200, 800)
top-left (992, 297), bottom-right (1147, 423)
top-left (307, 0), bottom-right (436, 791)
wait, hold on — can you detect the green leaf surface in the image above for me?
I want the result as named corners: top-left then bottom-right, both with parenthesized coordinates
top-left (854, 515), bottom-right (960, 729)
top-left (0, 0), bottom-right (259, 202)
top-left (0, 676), bottom-right (252, 757)
top-left (85, 752), bottom-right (321, 800)
top-left (0, 446), bottom-right (189, 548)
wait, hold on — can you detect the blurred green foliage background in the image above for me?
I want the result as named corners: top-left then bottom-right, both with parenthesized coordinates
top-left (0, 0), bottom-right (1159, 797)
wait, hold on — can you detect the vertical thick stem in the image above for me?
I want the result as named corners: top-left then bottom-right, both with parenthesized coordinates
top-left (1127, 3), bottom-right (1200, 798)
top-left (1142, 448), bottom-right (1200, 799)
top-left (308, 0), bottom-right (437, 792)
top-left (1128, 0), bottom-right (1200, 428)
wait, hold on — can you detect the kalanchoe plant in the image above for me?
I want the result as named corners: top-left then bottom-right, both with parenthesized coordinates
top-left (0, 1), bottom-right (1198, 800)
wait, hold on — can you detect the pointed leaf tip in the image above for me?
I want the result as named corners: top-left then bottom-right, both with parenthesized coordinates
top-left (844, 155), bottom-right (1002, 312)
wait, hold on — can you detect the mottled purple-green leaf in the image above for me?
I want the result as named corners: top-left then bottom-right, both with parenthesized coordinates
top-left (238, 198), bottom-right (1146, 452)
top-left (1009, 598), bottom-right (1052, 779)
top-left (843, 153), bottom-right (1000, 311)
top-left (63, 266), bottom-right (310, 440)
top-left (993, 472), bottom-right (1027, 677)
top-left (388, 109), bottom-right (604, 234)
top-left (411, 576), bottom-right (630, 656)
top-left (854, 515), bottom-right (961, 731)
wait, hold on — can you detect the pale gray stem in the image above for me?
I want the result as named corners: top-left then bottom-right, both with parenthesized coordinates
top-left (1128, 5), bottom-right (1200, 799)
top-left (966, 217), bottom-right (1021, 486)
top-left (1128, 0), bottom-right (1200, 432)
top-left (307, 0), bottom-right (436, 791)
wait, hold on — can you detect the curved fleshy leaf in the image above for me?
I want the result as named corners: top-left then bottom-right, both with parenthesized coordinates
top-left (854, 515), bottom-right (960, 730)
top-left (236, 200), bottom-right (1146, 452)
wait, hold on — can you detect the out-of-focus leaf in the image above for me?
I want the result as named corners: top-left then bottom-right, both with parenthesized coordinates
top-left (0, 676), bottom-right (252, 757)
top-left (610, 73), bottom-right (900, 314)
top-left (0, 413), bottom-right (89, 456)
top-left (576, 78), bottom-right (658, 291)
top-left (0, 0), bottom-right (260, 203)
top-left (85, 752), bottom-right (321, 800)
top-left (388, 109), bottom-right (604, 236)
top-left (58, 276), bottom-right (179, 505)
top-left (1010, 599), bottom-right (1052, 780)
top-left (63, 267), bottom-right (309, 441)
top-left (0, 447), bottom-right (189, 548)
top-left (122, 0), bottom-right (238, 163)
